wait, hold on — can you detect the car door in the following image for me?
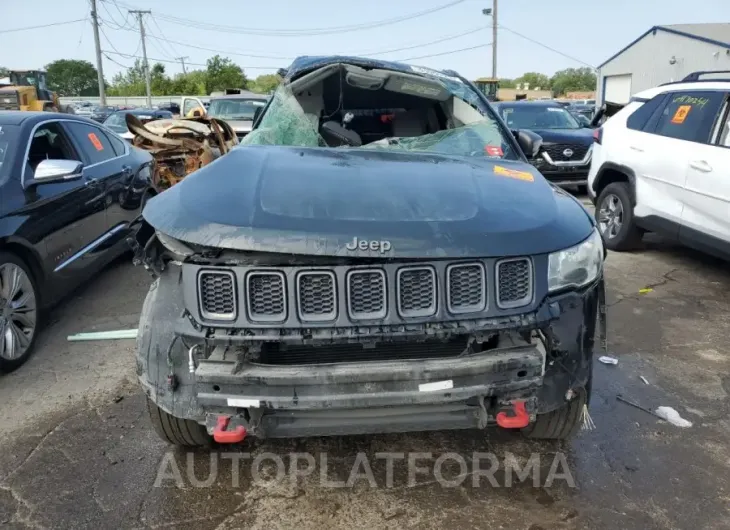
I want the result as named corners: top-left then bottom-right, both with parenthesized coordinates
top-left (61, 120), bottom-right (131, 258)
top-left (625, 93), bottom-right (688, 230)
top-left (679, 91), bottom-right (730, 251)
top-left (21, 120), bottom-right (109, 287)
top-left (181, 97), bottom-right (206, 117)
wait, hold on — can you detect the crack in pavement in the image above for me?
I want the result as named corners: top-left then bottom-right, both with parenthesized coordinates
top-left (607, 268), bottom-right (680, 308)
top-left (0, 485), bottom-right (40, 529)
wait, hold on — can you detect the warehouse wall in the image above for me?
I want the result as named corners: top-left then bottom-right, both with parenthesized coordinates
top-left (596, 29), bottom-right (730, 103)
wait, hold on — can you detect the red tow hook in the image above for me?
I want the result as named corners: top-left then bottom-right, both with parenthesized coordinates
top-left (213, 416), bottom-right (247, 444)
top-left (496, 401), bottom-right (530, 429)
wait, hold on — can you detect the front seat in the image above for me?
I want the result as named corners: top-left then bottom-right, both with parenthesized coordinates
top-left (28, 135), bottom-right (59, 169)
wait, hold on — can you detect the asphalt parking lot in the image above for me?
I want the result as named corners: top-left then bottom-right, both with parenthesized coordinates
top-left (0, 200), bottom-right (728, 530)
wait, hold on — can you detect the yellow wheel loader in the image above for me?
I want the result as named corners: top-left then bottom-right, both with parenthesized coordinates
top-left (0, 70), bottom-right (63, 112)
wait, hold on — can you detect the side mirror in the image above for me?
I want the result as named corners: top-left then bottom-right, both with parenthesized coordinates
top-left (513, 130), bottom-right (543, 159)
top-left (30, 159), bottom-right (83, 186)
top-left (253, 105), bottom-right (264, 125)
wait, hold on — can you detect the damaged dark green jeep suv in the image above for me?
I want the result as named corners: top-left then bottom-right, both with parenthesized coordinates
top-left (132, 56), bottom-right (606, 446)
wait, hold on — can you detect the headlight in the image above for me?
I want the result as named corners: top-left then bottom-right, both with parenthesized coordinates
top-left (156, 231), bottom-right (195, 257)
top-left (548, 228), bottom-right (603, 292)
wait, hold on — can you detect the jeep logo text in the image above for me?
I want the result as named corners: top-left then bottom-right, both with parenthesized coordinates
top-left (345, 237), bottom-right (392, 253)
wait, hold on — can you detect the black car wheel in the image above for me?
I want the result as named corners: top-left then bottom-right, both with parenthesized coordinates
top-left (523, 385), bottom-right (589, 440)
top-left (0, 253), bottom-right (39, 372)
top-left (595, 182), bottom-right (643, 251)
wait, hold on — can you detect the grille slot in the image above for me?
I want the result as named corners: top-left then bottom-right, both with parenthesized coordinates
top-left (246, 271), bottom-right (286, 322)
top-left (297, 271), bottom-right (336, 322)
top-left (397, 267), bottom-right (436, 317)
top-left (543, 143), bottom-right (590, 162)
top-left (496, 258), bottom-right (532, 309)
top-left (447, 263), bottom-right (486, 313)
top-left (198, 270), bottom-right (236, 320)
top-left (347, 270), bottom-right (386, 320)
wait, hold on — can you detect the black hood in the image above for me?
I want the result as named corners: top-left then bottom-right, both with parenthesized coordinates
top-left (143, 146), bottom-right (594, 259)
top-left (530, 127), bottom-right (594, 146)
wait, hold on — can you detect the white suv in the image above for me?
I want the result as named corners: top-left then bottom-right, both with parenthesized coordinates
top-left (587, 71), bottom-right (730, 257)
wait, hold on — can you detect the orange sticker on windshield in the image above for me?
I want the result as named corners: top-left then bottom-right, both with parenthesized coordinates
top-left (88, 132), bottom-right (104, 151)
top-left (671, 105), bottom-right (691, 124)
top-left (493, 165), bottom-right (534, 182)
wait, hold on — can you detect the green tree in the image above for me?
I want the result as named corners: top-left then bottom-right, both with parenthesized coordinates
top-left (550, 67), bottom-right (597, 96)
top-left (498, 78), bottom-right (516, 89)
top-left (514, 72), bottom-right (551, 90)
top-left (249, 74), bottom-right (280, 94)
top-left (170, 70), bottom-right (207, 95)
top-left (205, 55), bottom-right (247, 93)
top-left (0, 66), bottom-right (8, 78)
top-left (45, 59), bottom-right (100, 96)
top-left (150, 63), bottom-right (173, 95)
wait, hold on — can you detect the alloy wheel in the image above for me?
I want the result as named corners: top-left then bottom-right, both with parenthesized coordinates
top-left (597, 194), bottom-right (624, 239)
top-left (0, 263), bottom-right (37, 360)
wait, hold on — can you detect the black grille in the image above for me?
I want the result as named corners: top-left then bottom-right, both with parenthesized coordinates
top-left (348, 270), bottom-right (386, 319)
top-left (543, 143), bottom-right (589, 162)
top-left (298, 272), bottom-right (336, 321)
top-left (247, 272), bottom-right (286, 321)
top-left (259, 337), bottom-right (468, 365)
top-left (497, 259), bottom-right (532, 308)
top-left (0, 92), bottom-right (20, 111)
top-left (198, 271), bottom-right (236, 320)
top-left (398, 268), bottom-right (436, 317)
top-left (448, 264), bottom-right (485, 313)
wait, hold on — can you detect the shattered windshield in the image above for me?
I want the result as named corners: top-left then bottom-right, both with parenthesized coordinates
top-left (242, 66), bottom-right (519, 161)
top-left (498, 105), bottom-right (581, 130)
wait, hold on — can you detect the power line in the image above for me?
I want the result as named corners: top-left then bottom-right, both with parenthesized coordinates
top-left (101, 49), bottom-right (279, 70)
top-left (0, 18), bottom-right (87, 34)
top-left (110, 0), bottom-right (467, 36)
top-left (148, 15), bottom-right (180, 59)
top-left (399, 43), bottom-right (490, 62)
top-left (98, 0), bottom-right (133, 30)
top-left (362, 26), bottom-right (486, 57)
top-left (497, 24), bottom-right (595, 68)
top-left (103, 51), bottom-right (133, 69)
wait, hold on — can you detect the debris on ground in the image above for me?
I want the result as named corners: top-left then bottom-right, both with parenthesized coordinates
top-left (655, 406), bottom-right (693, 428)
top-left (598, 355), bottom-right (618, 365)
top-left (616, 394), bottom-right (664, 419)
top-left (67, 329), bottom-right (138, 341)
top-left (126, 113), bottom-right (238, 189)
top-left (639, 288), bottom-right (654, 294)
top-left (113, 396), bottom-right (124, 403)
top-left (640, 376), bottom-right (650, 385)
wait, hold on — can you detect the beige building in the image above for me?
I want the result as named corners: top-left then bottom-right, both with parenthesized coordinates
top-left (497, 88), bottom-right (553, 101)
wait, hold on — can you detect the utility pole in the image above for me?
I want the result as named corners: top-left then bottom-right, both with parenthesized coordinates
top-left (482, 1), bottom-right (498, 79)
top-left (176, 56), bottom-right (190, 75)
top-left (491, 0), bottom-right (498, 79)
top-left (129, 9), bottom-right (152, 108)
top-left (90, 0), bottom-right (107, 105)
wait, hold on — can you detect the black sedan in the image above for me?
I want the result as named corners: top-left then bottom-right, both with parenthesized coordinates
top-left (0, 112), bottom-right (156, 370)
top-left (494, 101), bottom-right (593, 188)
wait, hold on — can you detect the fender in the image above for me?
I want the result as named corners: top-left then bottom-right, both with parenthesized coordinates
top-left (592, 162), bottom-right (637, 206)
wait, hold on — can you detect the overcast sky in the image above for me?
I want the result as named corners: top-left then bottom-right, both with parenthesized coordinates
top-left (2, 0), bottom-right (729, 81)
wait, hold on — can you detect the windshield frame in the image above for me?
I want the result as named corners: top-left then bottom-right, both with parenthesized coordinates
top-left (497, 104), bottom-right (582, 130)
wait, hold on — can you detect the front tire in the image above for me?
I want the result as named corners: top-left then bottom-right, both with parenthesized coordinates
top-left (146, 399), bottom-right (211, 447)
top-left (0, 253), bottom-right (40, 373)
top-left (595, 182), bottom-right (643, 251)
top-left (523, 386), bottom-right (589, 440)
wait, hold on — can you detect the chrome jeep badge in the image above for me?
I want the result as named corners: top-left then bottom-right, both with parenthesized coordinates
top-left (346, 237), bottom-right (392, 253)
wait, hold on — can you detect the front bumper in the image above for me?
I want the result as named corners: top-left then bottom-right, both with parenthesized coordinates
top-left (137, 263), bottom-right (603, 438)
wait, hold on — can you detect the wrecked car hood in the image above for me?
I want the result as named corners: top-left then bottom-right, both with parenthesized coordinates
top-left (143, 145), bottom-right (593, 258)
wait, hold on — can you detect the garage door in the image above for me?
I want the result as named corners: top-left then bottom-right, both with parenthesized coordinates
top-left (604, 74), bottom-right (632, 104)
